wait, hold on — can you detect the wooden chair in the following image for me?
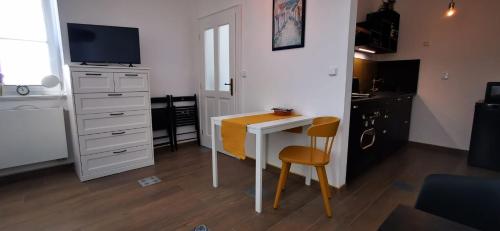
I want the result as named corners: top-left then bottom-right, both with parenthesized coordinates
top-left (151, 96), bottom-right (175, 152)
top-left (169, 95), bottom-right (201, 150)
top-left (273, 116), bottom-right (340, 217)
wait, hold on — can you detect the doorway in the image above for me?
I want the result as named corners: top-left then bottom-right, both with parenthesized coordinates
top-left (198, 6), bottom-right (241, 148)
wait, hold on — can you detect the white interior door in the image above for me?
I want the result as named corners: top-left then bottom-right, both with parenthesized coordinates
top-left (199, 7), bottom-right (240, 147)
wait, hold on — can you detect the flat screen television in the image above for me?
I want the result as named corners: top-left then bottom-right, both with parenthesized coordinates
top-left (67, 23), bottom-right (141, 64)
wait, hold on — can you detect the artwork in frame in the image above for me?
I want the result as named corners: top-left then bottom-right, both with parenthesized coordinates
top-left (272, 0), bottom-right (306, 51)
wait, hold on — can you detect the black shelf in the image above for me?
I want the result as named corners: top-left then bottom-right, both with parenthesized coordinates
top-left (355, 10), bottom-right (400, 54)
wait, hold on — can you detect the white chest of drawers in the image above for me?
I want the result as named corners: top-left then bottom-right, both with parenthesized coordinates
top-left (66, 65), bottom-right (154, 181)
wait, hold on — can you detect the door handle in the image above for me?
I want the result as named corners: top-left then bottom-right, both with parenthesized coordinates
top-left (224, 78), bottom-right (234, 96)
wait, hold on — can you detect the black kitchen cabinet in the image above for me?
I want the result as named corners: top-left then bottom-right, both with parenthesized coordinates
top-left (355, 10), bottom-right (400, 54)
top-left (347, 94), bottom-right (413, 182)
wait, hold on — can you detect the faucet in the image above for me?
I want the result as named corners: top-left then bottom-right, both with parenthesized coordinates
top-left (371, 77), bottom-right (384, 93)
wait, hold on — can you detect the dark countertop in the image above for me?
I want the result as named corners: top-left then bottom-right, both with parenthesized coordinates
top-left (352, 92), bottom-right (415, 103)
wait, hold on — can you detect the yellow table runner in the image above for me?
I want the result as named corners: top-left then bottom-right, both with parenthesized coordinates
top-left (221, 113), bottom-right (301, 160)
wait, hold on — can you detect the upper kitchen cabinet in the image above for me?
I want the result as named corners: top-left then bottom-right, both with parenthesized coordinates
top-left (355, 10), bottom-right (400, 54)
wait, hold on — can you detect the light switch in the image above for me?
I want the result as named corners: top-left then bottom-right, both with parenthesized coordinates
top-left (241, 70), bottom-right (247, 78)
top-left (329, 66), bottom-right (338, 77)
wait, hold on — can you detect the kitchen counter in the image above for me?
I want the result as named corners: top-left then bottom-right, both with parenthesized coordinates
top-left (352, 92), bottom-right (415, 103)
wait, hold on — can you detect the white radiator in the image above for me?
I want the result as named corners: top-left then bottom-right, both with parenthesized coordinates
top-left (0, 107), bottom-right (68, 170)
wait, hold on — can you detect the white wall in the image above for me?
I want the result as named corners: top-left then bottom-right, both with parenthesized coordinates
top-left (57, 0), bottom-right (196, 97)
top-left (357, 0), bottom-right (500, 150)
top-left (194, 0), bottom-right (357, 187)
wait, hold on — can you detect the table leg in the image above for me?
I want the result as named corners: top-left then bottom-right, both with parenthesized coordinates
top-left (211, 120), bottom-right (218, 188)
top-left (255, 133), bottom-right (263, 213)
top-left (261, 134), bottom-right (268, 170)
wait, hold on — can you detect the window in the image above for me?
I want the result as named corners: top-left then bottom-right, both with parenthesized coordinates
top-left (0, 0), bottom-right (61, 86)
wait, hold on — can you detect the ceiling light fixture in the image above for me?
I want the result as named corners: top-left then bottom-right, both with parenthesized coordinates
top-left (446, 0), bottom-right (456, 17)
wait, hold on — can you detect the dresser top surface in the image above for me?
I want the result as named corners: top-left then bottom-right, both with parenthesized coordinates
top-left (68, 64), bottom-right (150, 71)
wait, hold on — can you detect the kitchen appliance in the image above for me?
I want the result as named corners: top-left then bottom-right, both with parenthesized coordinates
top-left (485, 82), bottom-right (500, 104)
top-left (468, 102), bottom-right (500, 171)
top-left (347, 95), bottom-right (413, 182)
top-left (347, 100), bottom-right (383, 181)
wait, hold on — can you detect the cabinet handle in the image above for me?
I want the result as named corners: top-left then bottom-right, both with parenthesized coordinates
top-left (85, 73), bottom-right (102, 76)
top-left (111, 131), bottom-right (126, 135)
top-left (108, 93), bottom-right (123, 97)
top-left (404, 121), bottom-right (409, 124)
top-left (360, 128), bottom-right (376, 150)
top-left (353, 105), bottom-right (359, 109)
top-left (113, 149), bottom-right (127, 154)
top-left (383, 130), bottom-right (387, 134)
top-left (125, 74), bottom-right (139, 77)
top-left (109, 113), bottom-right (125, 116)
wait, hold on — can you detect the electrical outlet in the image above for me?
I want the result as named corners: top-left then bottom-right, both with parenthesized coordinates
top-left (441, 72), bottom-right (449, 80)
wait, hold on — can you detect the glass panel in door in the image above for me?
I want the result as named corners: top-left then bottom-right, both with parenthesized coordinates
top-left (204, 28), bottom-right (215, 91)
top-left (218, 24), bottom-right (230, 92)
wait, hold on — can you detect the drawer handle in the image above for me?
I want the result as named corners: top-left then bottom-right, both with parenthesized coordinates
top-left (110, 113), bottom-right (125, 116)
top-left (125, 74), bottom-right (139, 77)
top-left (111, 131), bottom-right (126, 135)
top-left (85, 73), bottom-right (102, 76)
top-left (108, 93), bottom-right (123, 97)
top-left (113, 149), bottom-right (127, 154)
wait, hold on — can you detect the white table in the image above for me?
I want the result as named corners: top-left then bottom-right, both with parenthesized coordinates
top-left (211, 112), bottom-right (314, 213)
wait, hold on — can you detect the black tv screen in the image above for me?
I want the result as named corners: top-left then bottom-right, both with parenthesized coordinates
top-left (67, 23), bottom-right (141, 64)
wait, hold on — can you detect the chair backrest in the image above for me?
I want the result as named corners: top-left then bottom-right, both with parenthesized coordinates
top-left (170, 95), bottom-right (199, 128)
top-left (307, 117), bottom-right (340, 159)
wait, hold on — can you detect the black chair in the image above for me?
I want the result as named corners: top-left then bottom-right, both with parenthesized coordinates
top-left (169, 95), bottom-right (201, 150)
top-left (415, 174), bottom-right (500, 231)
top-left (151, 96), bottom-right (175, 152)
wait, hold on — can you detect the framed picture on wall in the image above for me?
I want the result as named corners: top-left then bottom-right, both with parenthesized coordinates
top-left (272, 0), bottom-right (306, 51)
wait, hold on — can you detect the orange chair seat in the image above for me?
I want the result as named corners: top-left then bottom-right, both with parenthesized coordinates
top-left (279, 146), bottom-right (330, 166)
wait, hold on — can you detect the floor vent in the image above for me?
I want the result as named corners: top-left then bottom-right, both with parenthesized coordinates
top-left (194, 224), bottom-right (209, 231)
top-left (138, 176), bottom-right (162, 187)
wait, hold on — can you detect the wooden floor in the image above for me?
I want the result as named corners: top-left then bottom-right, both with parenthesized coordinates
top-left (1, 143), bottom-right (499, 231)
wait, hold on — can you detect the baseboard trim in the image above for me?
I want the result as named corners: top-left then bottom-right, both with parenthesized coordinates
top-left (408, 141), bottom-right (468, 155)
